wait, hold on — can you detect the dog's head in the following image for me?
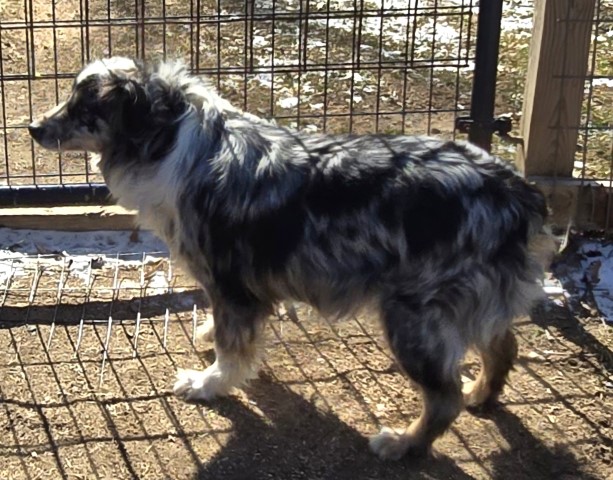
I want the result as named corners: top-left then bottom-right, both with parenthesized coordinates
top-left (29, 57), bottom-right (189, 154)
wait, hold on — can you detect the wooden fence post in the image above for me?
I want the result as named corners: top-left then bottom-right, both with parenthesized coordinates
top-left (517, 0), bottom-right (595, 177)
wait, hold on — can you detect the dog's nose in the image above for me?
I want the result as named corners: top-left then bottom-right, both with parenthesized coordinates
top-left (28, 122), bottom-right (43, 140)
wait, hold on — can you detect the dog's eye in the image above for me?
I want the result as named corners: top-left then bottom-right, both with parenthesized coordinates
top-left (67, 81), bottom-right (99, 115)
top-left (67, 102), bottom-right (86, 116)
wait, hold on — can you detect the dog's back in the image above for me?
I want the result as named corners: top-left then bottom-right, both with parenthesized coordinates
top-left (186, 127), bottom-right (550, 325)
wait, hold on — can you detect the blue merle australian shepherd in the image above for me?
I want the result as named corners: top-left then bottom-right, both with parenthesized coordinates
top-left (29, 57), bottom-right (556, 460)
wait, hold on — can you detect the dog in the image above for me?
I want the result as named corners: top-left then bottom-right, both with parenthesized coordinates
top-left (29, 57), bottom-right (555, 460)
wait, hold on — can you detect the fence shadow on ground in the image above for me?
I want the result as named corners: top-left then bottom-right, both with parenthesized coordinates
top-left (486, 407), bottom-right (601, 480)
top-left (533, 297), bottom-right (613, 377)
top-left (194, 372), bottom-right (473, 480)
top-left (193, 372), bottom-right (596, 480)
top-left (0, 290), bottom-right (206, 327)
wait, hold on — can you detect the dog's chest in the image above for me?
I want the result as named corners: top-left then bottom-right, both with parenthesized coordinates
top-left (102, 166), bottom-right (180, 252)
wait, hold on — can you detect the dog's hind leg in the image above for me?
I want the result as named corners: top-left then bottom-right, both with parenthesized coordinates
top-left (463, 329), bottom-right (517, 410)
top-left (370, 295), bottom-right (465, 460)
top-left (174, 299), bottom-right (269, 401)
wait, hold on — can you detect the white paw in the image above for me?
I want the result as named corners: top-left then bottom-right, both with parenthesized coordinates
top-left (462, 380), bottom-right (478, 404)
top-left (369, 427), bottom-right (411, 461)
top-left (195, 314), bottom-right (215, 343)
top-left (462, 379), bottom-right (490, 407)
top-left (173, 364), bottom-right (231, 401)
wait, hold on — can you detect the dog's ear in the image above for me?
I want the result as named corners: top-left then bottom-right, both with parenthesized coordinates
top-left (146, 77), bottom-right (187, 123)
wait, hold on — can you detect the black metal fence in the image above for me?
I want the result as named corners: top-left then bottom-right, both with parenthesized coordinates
top-left (0, 0), bottom-right (503, 207)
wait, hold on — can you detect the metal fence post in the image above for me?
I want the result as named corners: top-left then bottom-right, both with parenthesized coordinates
top-left (467, 0), bottom-right (504, 152)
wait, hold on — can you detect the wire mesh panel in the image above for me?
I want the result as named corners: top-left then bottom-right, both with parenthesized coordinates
top-left (0, 0), bottom-right (477, 189)
top-left (577, 0), bottom-right (613, 186)
top-left (0, 250), bottom-right (198, 386)
top-left (1, 241), bottom-right (612, 478)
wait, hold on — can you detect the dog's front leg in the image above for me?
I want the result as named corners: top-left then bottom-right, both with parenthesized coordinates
top-left (194, 311), bottom-right (216, 343)
top-left (195, 301), bottom-right (297, 344)
top-left (173, 298), bottom-right (269, 401)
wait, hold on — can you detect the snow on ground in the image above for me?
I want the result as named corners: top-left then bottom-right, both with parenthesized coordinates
top-left (499, 2), bottom-right (534, 32)
top-left (0, 228), bottom-right (170, 289)
top-left (0, 228), bottom-right (167, 258)
top-left (1, 227), bottom-right (611, 324)
top-left (551, 239), bottom-right (613, 324)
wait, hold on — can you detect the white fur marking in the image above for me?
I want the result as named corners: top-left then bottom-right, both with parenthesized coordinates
top-left (195, 313), bottom-right (215, 343)
top-left (173, 365), bottom-right (231, 401)
top-left (76, 57), bottom-right (137, 84)
top-left (369, 427), bottom-right (411, 461)
top-left (173, 357), bottom-right (257, 401)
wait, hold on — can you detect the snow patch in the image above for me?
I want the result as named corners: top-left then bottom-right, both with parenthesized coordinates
top-left (554, 240), bottom-right (613, 323)
top-left (277, 96), bottom-right (299, 109)
top-left (0, 251), bottom-right (26, 286)
top-left (0, 228), bottom-right (167, 257)
top-left (0, 228), bottom-right (169, 287)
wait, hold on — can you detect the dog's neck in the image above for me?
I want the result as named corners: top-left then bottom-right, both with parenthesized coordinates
top-left (96, 113), bottom-right (208, 220)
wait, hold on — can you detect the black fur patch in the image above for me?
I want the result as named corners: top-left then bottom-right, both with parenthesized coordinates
top-left (402, 182), bottom-right (465, 255)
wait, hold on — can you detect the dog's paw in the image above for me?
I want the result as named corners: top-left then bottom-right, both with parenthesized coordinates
top-left (462, 380), bottom-right (486, 407)
top-left (195, 314), bottom-right (215, 343)
top-left (173, 365), bottom-right (230, 401)
top-left (463, 380), bottom-right (499, 414)
top-left (369, 427), bottom-right (428, 461)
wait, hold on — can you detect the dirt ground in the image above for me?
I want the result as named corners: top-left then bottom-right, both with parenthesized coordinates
top-left (0, 246), bottom-right (611, 480)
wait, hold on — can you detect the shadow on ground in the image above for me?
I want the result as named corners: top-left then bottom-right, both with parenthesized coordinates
top-left (193, 373), bottom-right (596, 480)
top-left (486, 407), bottom-right (600, 480)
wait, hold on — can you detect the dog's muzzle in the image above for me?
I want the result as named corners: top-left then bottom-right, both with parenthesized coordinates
top-left (28, 121), bottom-right (45, 143)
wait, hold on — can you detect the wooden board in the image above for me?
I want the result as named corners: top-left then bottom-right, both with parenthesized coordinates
top-left (1, 181), bottom-right (611, 233)
top-left (529, 177), bottom-right (613, 230)
top-left (517, 0), bottom-right (596, 177)
top-left (0, 205), bottom-right (137, 231)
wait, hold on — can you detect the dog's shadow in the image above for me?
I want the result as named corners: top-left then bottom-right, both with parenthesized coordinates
top-left (193, 371), bottom-right (598, 480)
top-left (485, 407), bottom-right (601, 480)
top-left (194, 372), bottom-right (471, 480)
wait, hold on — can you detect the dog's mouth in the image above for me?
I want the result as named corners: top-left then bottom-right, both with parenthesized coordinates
top-left (28, 122), bottom-right (60, 150)
top-left (28, 120), bottom-right (103, 153)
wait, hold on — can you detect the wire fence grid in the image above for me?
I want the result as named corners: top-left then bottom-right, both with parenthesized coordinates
top-left (0, 250), bottom-right (397, 389)
top-left (0, 248), bottom-right (611, 478)
top-left (0, 0), bottom-right (477, 188)
top-left (576, 0), bottom-right (613, 184)
top-left (1, 252), bottom-right (199, 386)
